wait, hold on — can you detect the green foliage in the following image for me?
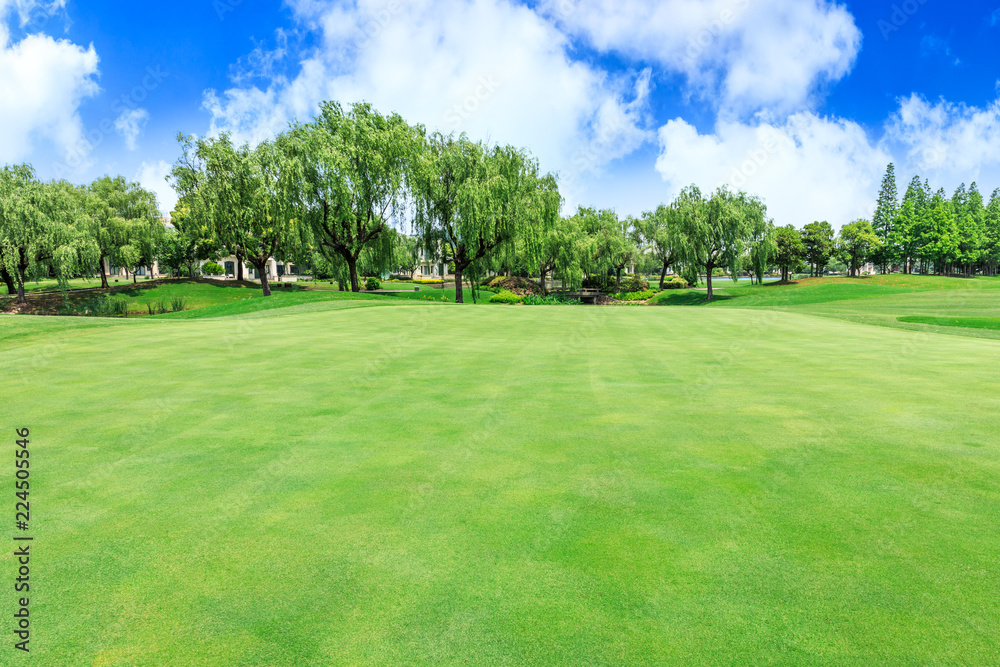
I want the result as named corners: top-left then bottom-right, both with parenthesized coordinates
top-left (485, 276), bottom-right (543, 296)
top-left (170, 296), bottom-right (188, 312)
top-left (617, 275), bottom-right (649, 293)
top-left (172, 132), bottom-right (300, 296)
top-left (520, 294), bottom-right (581, 305)
top-left (412, 132), bottom-right (558, 303)
top-left (662, 276), bottom-right (690, 289)
top-left (872, 162), bottom-right (899, 270)
top-left (78, 294), bottom-right (129, 318)
top-left (801, 221), bottom-right (835, 277)
top-left (202, 261), bottom-right (224, 276)
top-left (839, 219), bottom-right (880, 277)
top-left (488, 289), bottom-right (524, 304)
top-left (365, 277), bottom-right (381, 290)
top-left (675, 185), bottom-right (766, 300)
top-left (610, 289), bottom-right (656, 301)
top-left (291, 102), bottom-right (417, 292)
top-left (772, 225), bottom-right (805, 281)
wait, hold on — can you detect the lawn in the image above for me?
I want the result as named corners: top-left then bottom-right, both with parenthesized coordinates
top-left (3, 284), bottom-right (1000, 664)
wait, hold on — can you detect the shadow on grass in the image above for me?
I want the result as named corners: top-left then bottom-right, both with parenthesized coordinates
top-left (651, 290), bottom-right (739, 306)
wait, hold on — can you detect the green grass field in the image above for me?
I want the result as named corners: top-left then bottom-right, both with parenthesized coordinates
top-left (3, 275), bottom-right (1000, 664)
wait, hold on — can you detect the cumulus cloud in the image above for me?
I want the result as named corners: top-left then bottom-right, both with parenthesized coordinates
top-left (540, 0), bottom-right (861, 114)
top-left (0, 2), bottom-right (99, 164)
top-left (656, 113), bottom-right (889, 227)
top-left (114, 107), bottom-right (149, 151)
top-left (134, 160), bottom-right (177, 217)
top-left (203, 0), bottom-right (654, 207)
top-left (655, 92), bottom-right (1000, 227)
top-left (884, 94), bottom-right (1000, 188)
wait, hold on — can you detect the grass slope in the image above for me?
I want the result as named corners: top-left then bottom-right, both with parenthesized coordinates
top-left (898, 316), bottom-right (1000, 330)
top-left (3, 303), bottom-right (1000, 664)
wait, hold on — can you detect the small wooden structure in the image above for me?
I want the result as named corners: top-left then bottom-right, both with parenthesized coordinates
top-left (565, 288), bottom-right (601, 304)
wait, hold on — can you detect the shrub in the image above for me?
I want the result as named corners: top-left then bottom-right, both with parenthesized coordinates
top-left (610, 289), bottom-right (657, 302)
top-left (485, 276), bottom-right (542, 297)
top-left (618, 276), bottom-right (649, 293)
top-left (663, 276), bottom-right (689, 290)
top-left (170, 296), bottom-right (188, 312)
top-left (365, 277), bottom-right (381, 290)
top-left (84, 295), bottom-right (129, 317)
top-left (203, 261), bottom-right (225, 276)
top-left (489, 290), bottom-right (524, 304)
top-left (146, 303), bottom-right (156, 316)
top-left (521, 294), bottom-right (581, 305)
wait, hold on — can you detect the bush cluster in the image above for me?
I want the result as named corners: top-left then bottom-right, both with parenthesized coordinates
top-left (365, 277), bottom-right (381, 290)
top-left (521, 294), bottom-right (581, 306)
top-left (483, 276), bottom-right (543, 296)
top-left (662, 276), bottom-right (689, 290)
top-left (617, 276), bottom-right (649, 293)
top-left (488, 290), bottom-right (524, 304)
top-left (202, 261), bottom-right (225, 276)
top-left (610, 289), bottom-right (657, 302)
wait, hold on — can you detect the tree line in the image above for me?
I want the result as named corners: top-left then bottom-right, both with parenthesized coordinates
top-left (0, 166), bottom-right (164, 304)
top-left (867, 163), bottom-right (1000, 277)
top-left (8, 102), bottom-right (996, 309)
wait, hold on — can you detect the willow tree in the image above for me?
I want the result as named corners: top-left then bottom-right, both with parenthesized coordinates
top-left (677, 185), bottom-right (763, 301)
top-left (536, 214), bottom-right (585, 294)
top-left (88, 176), bottom-right (161, 287)
top-left (575, 207), bottom-right (633, 290)
top-left (0, 167), bottom-right (96, 304)
top-left (412, 133), bottom-right (554, 303)
top-left (292, 101), bottom-right (414, 292)
top-left (172, 133), bottom-right (299, 296)
top-left (639, 203), bottom-right (686, 289)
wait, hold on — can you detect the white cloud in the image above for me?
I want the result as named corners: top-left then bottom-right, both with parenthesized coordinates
top-left (655, 92), bottom-right (1000, 228)
top-left (540, 0), bottom-right (861, 114)
top-left (884, 94), bottom-right (1000, 188)
top-left (134, 160), bottom-right (177, 217)
top-left (203, 0), bottom-right (654, 209)
top-left (114, 107), bottom-right (149, 150)
top-left (656, 113), bottom-right (890, 227)
top-left (0, 3), bottom-right (99, 165)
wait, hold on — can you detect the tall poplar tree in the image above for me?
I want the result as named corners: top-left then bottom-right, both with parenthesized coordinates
top-left (872, 163), bottom-right (899, 273)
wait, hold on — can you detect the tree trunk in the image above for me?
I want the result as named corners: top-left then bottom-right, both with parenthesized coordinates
top-left (16, 266), bottom-right (27, 305)
top-left (1, 268), bottom-right (15, 295)
top-left (99, 257), bottom-right (109, 289)
top-left (659, 263), bottom-right (668, 290)
top-left (615, 267), bottom-right (622, 291)
top-left (347, 255), bottom-right (361, 292)
top-left (705, 265), bottom-right (715, 301)
top-left (539, 268), bottom-right (548, 296)
top-left (454, 265), bottom-right (465, 304)
top-left (260, 270), bottom-right (271, 296)
top-left (133, 271), bottom-right (138, 284)
top-left (235, 250), bottom-right (245, 282)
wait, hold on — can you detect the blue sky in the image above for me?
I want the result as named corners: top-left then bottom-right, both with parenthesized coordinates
top-left (2, 0), bottom-right (999, 226)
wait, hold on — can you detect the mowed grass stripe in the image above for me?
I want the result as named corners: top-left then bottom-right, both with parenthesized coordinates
top-left (3, 305), bottom-right (1000, 664)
